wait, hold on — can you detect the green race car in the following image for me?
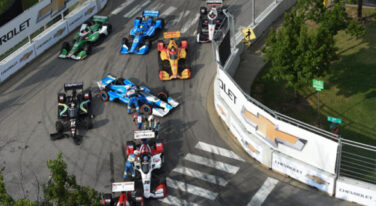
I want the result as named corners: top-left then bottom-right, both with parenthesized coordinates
top-left (59, 16), bottom-right (112, 60)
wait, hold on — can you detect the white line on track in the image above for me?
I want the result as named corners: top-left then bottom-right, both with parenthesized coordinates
top-left (184, 153), bottom-right (240, 174)
top-left (123, 0), bottom-right (151, 18)
top-left (159, 195), bottom-right (202, 206)
top-left (165, 11), bottom-right (184, 29)
top-left (181, 13), bottom-right (200, 33)
top-left (247, 177), bottom-right (279, 206)
top-left (160, 6), bottom-right (177, 18)
top-left (195, 141), bottom-right (245, 162)
top-left (166, 178), bottom-right (218, 200)
top-left (172, 166), bottom-right (228, 186)
top-left (111, 0), bottom-right (135, 15)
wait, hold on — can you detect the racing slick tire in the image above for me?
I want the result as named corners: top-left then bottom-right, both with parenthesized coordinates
top-left (84, 43), bottom-right (92, 55)
top-left (140, 103), bottom-right (152, 115)
top-left (200, 7), bottom-right (207, 14)
top-left (99, 90), bottom-right (109, 101)
top-left (105, 23), bottom-right (112, 34)
top-left (58, 93), bottom-right (66, 103)
top-left (55, 121), bottom-right (64, 133)
top-left (103, 193), bottom-right (112, 206)
top-left (161, 60), bottom-right (170, 70)
top-left (157, 91), bottom-right (168, 102)
top-left (85, 117), bottom-right (93, 129)
top-left (73, 136), bottom-right (82, 145)
top-left (61, 42), bottom-right (71, 51)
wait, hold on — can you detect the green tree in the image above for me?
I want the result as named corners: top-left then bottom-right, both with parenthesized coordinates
top-left (262, 0), bottom-right (365, 92)
top-left (0, 174), bottom-right (36, 206)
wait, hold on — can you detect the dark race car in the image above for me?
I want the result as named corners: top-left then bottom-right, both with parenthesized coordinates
top-left (50, 82), bottom-right (94, 145)
top-left (102, 181), bottom-right (144, 206)
top-left (196, 0), bottom-right (228, 43)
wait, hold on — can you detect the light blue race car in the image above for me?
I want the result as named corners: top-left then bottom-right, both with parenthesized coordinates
top-left (97, 75), bottom-right (178, 117)
top-left (120, 11), bottom-right (164, 55)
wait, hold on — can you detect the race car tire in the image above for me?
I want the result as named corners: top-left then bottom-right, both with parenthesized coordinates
top-left (84, 43), bottom-right (92, 55)
top-left (85, 117), bottom-right (93, 129)
top-left (84, 20), bottom-right (92, 26)
top-left (83, 91), bottom-right (92, 100)
top-left (105, 23), bottom-right (112, 34)
top-left (62, 42), bottom-right (71, 51)
top-left (73, 136), bottom-right (82, 145)
top-left (103, 193), bottom-right (112, 206)
top-left (56, 121), bottom-right (64, 133)
top-left (140, 104), bottom-right (152, 115)
top-left (200, 7), bottom-right (207, 14)
top-left (157, 91), bottom-right (168, 102)
top-left (99, 90), bottom-right (109, 101)
top-left (58, 93), bottom-right (66, 103)
top-left (161, 60), bottom-right (170, 70)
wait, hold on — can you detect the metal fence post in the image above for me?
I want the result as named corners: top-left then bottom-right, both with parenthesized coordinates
top-left (335, 136), bottom-right (343, 178)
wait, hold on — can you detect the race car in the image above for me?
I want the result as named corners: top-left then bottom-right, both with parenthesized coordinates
top-left (196, 0), bottom-right (227, 43)
top-left (125, 130), bottom-right (166, 199)
top-left (50, 82), bottom-right (94, 145)
top-left (121, 11), bottom-right (164, 54)
top-left (102, 181), bottom-right (144, 206)
top-left (157, 31), bottom-right (191, 80)
top-left (97, 74), bottom-right (179, 117)
top-left (59, 16), bottom-right (112, 60)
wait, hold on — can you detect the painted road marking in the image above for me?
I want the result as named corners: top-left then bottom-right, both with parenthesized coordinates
top-left (184, 153), bottom-right (240, 174)
top-left (165, 11), bottom-right (184, 29)
top-left (111, 0), bottom-right (135, 15)
top-left (166, 178), bottom-right (218, 200)
top-left (195, 141), bottom-right (245, 162)
top-left (247, 177), bottom-right (279, 206)
top-left (172, 166), bottom-right (228, 186)
top-left (159, 195), bottom-right (201, 206)
top-left (160, 6), bottom-right (177, 18)
top-left (123, 0), bottom-right (151, 18)
top-left (181, 13), bottom-right (200, 33)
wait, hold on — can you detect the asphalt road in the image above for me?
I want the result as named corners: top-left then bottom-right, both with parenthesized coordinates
top-left (0, 0), bottom-right (354, 205)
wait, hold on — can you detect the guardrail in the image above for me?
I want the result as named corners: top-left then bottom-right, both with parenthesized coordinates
top-left (211, 0), bottom-right (376, 205)
top-left (0, 0), bottom-right (108, 83)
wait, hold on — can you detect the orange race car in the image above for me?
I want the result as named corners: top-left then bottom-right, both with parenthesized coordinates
top-left (157, 31), bottom-right (191, 80)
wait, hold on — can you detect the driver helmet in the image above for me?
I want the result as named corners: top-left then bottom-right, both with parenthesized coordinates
top-left (209, 8), bottom-right (217, 19)
top-left (143, 155), bottom-right (149, 162)
top-left (128, 154), bottom-right (136, 162)
top-left (170, 46), bottom-right (177, 54)
top-left (71, 102), bottom-right (75, 107)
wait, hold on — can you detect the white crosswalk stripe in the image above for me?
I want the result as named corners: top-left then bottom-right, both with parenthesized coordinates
top-left (111, 0), bottom-right (135, 15)
top-left (184, 153), bottom-right (240, 174)
top-left (195, 141), bottom-right (245, 162)
top-left (165, 11), bottom-right (184, 29)
top-left (159, 195), bottom-right (202, 206)
top-left (247, 177), bottom-right (279, 206)
top-left (166, 178), bottom-right (219, 200)
top-left (160, 6), bottom-right (177, 18)
top-left (123, 0), bottom-right (151, 18)
top-left (172, 166), bottom-right (228, 186)
top-left (181, 13), bottom-right (200, 33)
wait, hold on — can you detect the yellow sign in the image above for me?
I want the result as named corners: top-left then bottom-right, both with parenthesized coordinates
top-left (242, 27), bottom-right (256, 41)
top-left (163, 31), bottom-right (181, 39)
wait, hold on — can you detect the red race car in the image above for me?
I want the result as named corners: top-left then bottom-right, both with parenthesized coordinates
top-left (102, 181), bottom-right (144, 206)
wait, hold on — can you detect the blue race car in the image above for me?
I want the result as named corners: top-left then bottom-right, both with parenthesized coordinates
top-left (97, 75), bottom-right (178, 117)
top-left (120, 11), bottom-right (164, 55)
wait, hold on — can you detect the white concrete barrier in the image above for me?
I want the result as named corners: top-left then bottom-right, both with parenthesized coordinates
top-left (335, 177), bottom-right (376, 206)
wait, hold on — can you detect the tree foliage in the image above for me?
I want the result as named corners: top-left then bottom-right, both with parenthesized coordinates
top-left (262, 0), bottom-right (366, 90)
top-left (1, 153), bottom-right (102, 206)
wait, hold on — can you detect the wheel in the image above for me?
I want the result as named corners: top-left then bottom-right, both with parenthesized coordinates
top-left (73, 136), bottom-right (81, 145)
top-left (140, 104), bottom-right (152, 115)
top-left (161, 60), bottom-right (170, 70)
top-left (99, 90), bottom-right (109, 101)
top-left (83, 91), bottom-right (92, 100)
top-left (157, 91), bottom-right (168, 102)
top-left (200, 7), bottom-right (207, 14)
top-left (106, 23), bottom-right (112, 34)
top-left (56, 121), bottom-right (64, 133)
top-left (58, 93), bottom-right (66, 103)
top-left (84, 20), bottom-right (92, 26)
top-left (85, 117), bottom-right (93, 129)
top-left (84, 43), bottom-right (92, 55)
top-left (62, 42), bottom-right (70, 50)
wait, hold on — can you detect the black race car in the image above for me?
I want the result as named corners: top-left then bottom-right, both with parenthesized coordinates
top-left (50, 82), bottom-right (94, 145)
top-left (196, 0), bottom-right (228, 43)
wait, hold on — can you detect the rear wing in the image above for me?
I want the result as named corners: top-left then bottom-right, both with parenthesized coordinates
top-left (92, 15), bottom-right (109, 23)
top-left (134, 130), bottom-right (155, 139)
top-left (142, 10), bottom-right (160, 17)
top-left (163, 31), bottom-right (181, 39)
top-left (206, 0), bottom-right (223, 7)
top-left (97, 75), bottom-right (116, 90)
top-left (64, 82), bottom-right (83, 91)
top-left (112, 182), bottom-right (135, 192)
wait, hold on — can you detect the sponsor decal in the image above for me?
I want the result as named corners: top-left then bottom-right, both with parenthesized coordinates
top-left (37, 0), bottom-right (67, 23)
top-left (0, 18), bottom-right (31, 46)
top-left (338, 188), bottom-right (373, 200)
top-left (1, 61), bottom-right (18, 76)
top-left (218, 78), bottom-right (237, 104)
top-left (216, 103), bottom-right (226, 116)
top-left (36, 36), bottom-right (53, 50)
top-left (247, 142), bottom-right (259, 154)
top-left (306, 174), bottom-right (329, 185)
top-left (85, 6), bottom-right (96, 15)
top-left (20, 51), bottom-right (33, 62)
top-left (69, 15), bottom-right (83, 27)
top-left (241, 106), bottom-right (307, 151)
top-left (274, 159), bottom-right (303, 175)
top-left (53, 27), bottom-right (66, 38)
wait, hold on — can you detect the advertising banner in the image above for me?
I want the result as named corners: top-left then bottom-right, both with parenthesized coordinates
top-left (215, 98), bottom-right (228, 124)
top-left (272, 152), bottom-right (335, 195)
top-left (0, 0), bottom-right (80, 56)
top-left (0, 44), bottom-right (35, 82)
top-left (34, 21), bottom-right (68, 55)
top-left (216, 68), bottom-right (338, 174)
top-left (335, 177), bottom-right (376, 206)
top-left (66, 1), bottom-right (98, 32)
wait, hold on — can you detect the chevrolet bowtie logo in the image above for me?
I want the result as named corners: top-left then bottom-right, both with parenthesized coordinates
top-left (306, 174), bottom-right (329, 185)
top-left (241, 106), bottom-right (307, 151)
top-left (20, 51), bottom-right (33, 62)
top-left (216, 104), bottom-right (226, 116)
top-left (37, 0), bottom-right (66, 23)
top-left (85, 6), bottom-right (95, 15)
top-left (53, 28), bottom-right (66, 38)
